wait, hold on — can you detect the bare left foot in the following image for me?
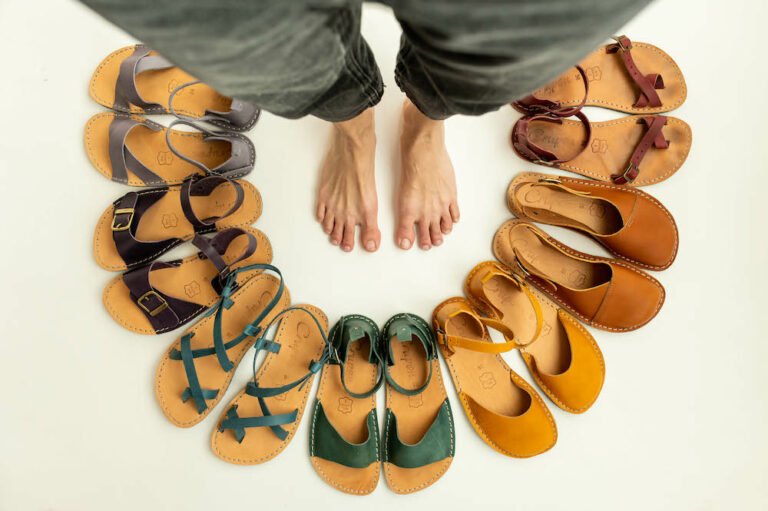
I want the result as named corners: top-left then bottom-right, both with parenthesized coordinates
top-left (396, 100), bottom-right (460, 250)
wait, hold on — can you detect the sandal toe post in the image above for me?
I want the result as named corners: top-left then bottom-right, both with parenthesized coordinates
top-left (507, 172), bottom-right (679, 270)
top-left (310, 315), bottom-right (383, 495)
top-left (433, 298), bottom-right (556, 458)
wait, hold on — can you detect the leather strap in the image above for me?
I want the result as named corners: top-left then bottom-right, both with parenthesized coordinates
top-left (113, 45), bottom-right (174, 111)
top-left (179, 176), bottom-right (245, 230)
top-left (168, 80), bottom-right (261, 131)
top-left (107, 115), bottom-right (164, 185)
top-left (612, 115), bottom-right (669, 184)
top-left (606, 35), bottom-right (665, 108)
top-left (328, 315), bottom-right (384, 400)
top-left (512, 110), bottom-right (592, 166)
top-left (512, 65), bottom-right (590, 117)
top-left (382, 314), bottom-right (436, 397)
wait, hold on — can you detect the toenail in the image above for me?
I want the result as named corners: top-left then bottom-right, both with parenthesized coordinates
top-left (365, 241), bottom-right (376, 251)
top-left (434, 239), bottom-right (443, 246)
top-left (331, 239), bottom-right (340, 245)
top-left (421, 244), bottom-right (431, 250)
top-left (343, 245), bottom-right (352, 252)
top-left (399, 239), bottom-right (412, 250)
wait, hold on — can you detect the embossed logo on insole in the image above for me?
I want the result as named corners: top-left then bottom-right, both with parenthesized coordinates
top-left (408, 394), bottom-right (423, 408)
top-left (479, 371), bottom-right (496, 389)
top-left (566, 270), bottom-right (587, 287)
top-left (161, 213), bottom-right (178, 228)
top-left (529, 128), bottom-right (559, 150)
top-left (585, 66), bottom-right (602, 81)
top-left (338, 397), bottom-right (353, 414)
top-left (184, 281), bottom-right (201, 297)
top-left (591, 139), bottom-right (608, 153)
top-left (589, 203), bottom-right (607, 218)
top-left (541, 320), bottom-right (552, 337)
top-left (157, 151), bottom-right (173, 165)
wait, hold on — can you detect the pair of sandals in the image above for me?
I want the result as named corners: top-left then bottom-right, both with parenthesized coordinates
top-left (433, 261), bottom-right (606, 458)
top-left (310, 314), bottom-right (455, 495)
top-left (511, 35), bottom-right (691, 186)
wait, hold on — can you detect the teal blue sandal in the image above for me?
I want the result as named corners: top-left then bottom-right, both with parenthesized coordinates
top-left (310, 315), bottom-right (384, 495)
top-left (211, 305), bottom-right (330, 465)
top-left (380, 313), bottom-right (455, 494)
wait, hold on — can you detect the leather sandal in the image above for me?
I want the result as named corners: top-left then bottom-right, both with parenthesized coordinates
top-left (94, 175), bottom-right (262, 271)
top-left (380, 313), bottom-right (454, 494)
top-left (514, 35), bottom-right (686, 115)
top-left (432, 297), bottom-right (557, 457)
top-left (511, 111), bottom-right (691, 186)
top-left (89, 45), bottom-right (260, 131)
top-left (103, 227), bottom-right (271, 335)
top-left (155, 264), bottom-right (290, 427)
top-left (212, 305), bottom-right (330, 465)
top-left (310, 315), bottom-right (384, 495)
top-left (85, 113), bottom-right (255, 186)
top-left (493, 219), bottom-right (665, 332)
top-left (464, 261), bottom-right (605, 413)
top-left (507, 172), bottom-right (678, 270)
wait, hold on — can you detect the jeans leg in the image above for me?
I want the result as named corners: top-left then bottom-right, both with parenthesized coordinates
top-left (391, 0), bottom-right (651, 119)
top-left (80, 0), bottom-right (383, 121)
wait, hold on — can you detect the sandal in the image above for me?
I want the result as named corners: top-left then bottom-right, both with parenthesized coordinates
top-left (85, 113), bottom-right (255, 186)
top-left (507, 172), bottom-right (678, 270)
top-left (380, 313), bottom-right (454, 494)
top-left (103, 227), bottom-right (270, 335)
top-left (511, 112), bottom-right (691, 186)
top-left (464, 261), bottom-right (604, 413)
top-left (514, 36), bottom-right (686, 115)
top-left (212, 306), bottom-right (330, 465)
top-left (89, 45), bottom-right (260, 131)
top-left (432, 297), bottom-right (557, 457)
top-left (310, 315), bottom-right (384, 495)
top-left (94, 175), bottom-right (262, 271)
top-left (493, 219), bottom-right (665, 332)
top-left (155, 264), bottom-right (290, 427)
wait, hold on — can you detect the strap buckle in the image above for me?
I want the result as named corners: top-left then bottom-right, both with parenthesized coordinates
top-left (612, 162), bottom-right (638, 184)
top-left (137, 290), bottom-right (169, 317)
top-left (531, 159), bottom-right (557, 168)
top-left (111, 208), bottom-right (135, 231)
top-left (611, 35), bottom-right (632, 52)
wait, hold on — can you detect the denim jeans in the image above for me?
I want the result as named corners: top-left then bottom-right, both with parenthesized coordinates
top-left (81, 0), bottom-right (650, 121)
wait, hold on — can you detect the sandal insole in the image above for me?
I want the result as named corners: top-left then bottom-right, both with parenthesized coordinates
top-left (156, 273), bottom-right (291, 427)
top-left (513, 183), bottom-right (623, 235)
top-left (103, 231), bottom-right (270, 334)
top-left (530, 42), bottom-right (686, 113)
top-left (85, 113), bottom-right (235, 186)
top-left (94, 180), bottom-right (262, 271)
top-left (90, 46), bottom-right (231, 118)
top-left (212, 306), bottom-right (328, 465)
top-left (522, 116), bottom-right (691, 186)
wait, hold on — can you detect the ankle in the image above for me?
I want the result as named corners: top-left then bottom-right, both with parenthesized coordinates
top-left (333, 108), bottom-right (376, 141)
top-left (401, 100), bottom-right (444, 144)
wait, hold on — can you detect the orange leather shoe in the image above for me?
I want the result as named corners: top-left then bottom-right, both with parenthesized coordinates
top-left (432, 297), bottom-right (556, 458)
top-left (507, 172), bottom-right (678, 270)
top-left (493, 219), bottom-right (665, 332)
top-left (464, 261), bottom-right (604, 413)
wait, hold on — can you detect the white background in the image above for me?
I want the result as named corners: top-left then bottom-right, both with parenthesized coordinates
top-left (1, 0), bottom-right (766, 509)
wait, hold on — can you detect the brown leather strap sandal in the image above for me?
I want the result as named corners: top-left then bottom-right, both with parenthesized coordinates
top-left (464, 261), bottom-right (604, 413)
top-left (155, 265), bottom-right (289, 428)
top-left (85, 113), bottom-right (256, 186)
top-left (514, 35), bottom-right (687, 115)
top-left (94, 176), bottom-right (262, 271)
top-left (432, 298), bottom-right (557, 458)
top-left (493, 219), bottom-right (665, 332)
top-left (89, 45), bottom-right (260, 131)
top-left (507, 172), bottom-right (679, 270)
top-left (103, 227), bottom-right (271, 335)
top-left (212, 306), bottom-right (330, 465)
top-left (511, 112), bottom-right (691, 186)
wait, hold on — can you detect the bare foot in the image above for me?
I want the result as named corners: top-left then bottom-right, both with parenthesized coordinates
top-left (316, 108), bottom-right (381, 252)
top-left (396, 100), bottom-right (460, 250)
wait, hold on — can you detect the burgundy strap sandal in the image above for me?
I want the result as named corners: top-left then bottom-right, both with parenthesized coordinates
top-left (93, 175), bottom-right (263, 271)
top-left (89, 45), bottom-right (260, 131)
top-left (511, 111), bottom-right (691, 187)
top-left (513, 35), bottom-right (686, 115)
top-left (103, 227), bottom-right (271, 335)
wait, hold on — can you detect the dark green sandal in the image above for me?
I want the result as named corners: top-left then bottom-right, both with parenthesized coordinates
top-left (310, 315), bottom-right (384, 495)
top-left (380, 313), bottom-right (455, 494)
top-left (211, 305), bottom-right (330, 465)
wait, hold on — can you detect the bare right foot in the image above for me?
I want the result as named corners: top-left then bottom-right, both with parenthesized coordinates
top-left (316, 108), bottom-right (381, 252)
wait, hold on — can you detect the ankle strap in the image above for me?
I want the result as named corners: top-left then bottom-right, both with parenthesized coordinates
top-left (512, 110), bottom-right (592, 166)
top-left (512, 65), bottom-right (590, 117)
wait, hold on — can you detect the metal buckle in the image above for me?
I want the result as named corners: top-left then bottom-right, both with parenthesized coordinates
top-left (532, 159), bottom-right (556, 168)
top-left (539, 177), bottom-right (562, 185)
top-left (611, 35), bottom-right (632, 52)
top-left (111, 208), bottom-right (135, 231)
top-left (137, 290), bottom-right (169, 317)
top-left (613, 163), bottom-right (638, 184)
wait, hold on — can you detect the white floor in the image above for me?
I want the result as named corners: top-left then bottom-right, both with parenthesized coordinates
top-left (1, 0), bottom-right (766, 510)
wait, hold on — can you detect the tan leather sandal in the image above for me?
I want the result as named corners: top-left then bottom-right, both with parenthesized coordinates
top-left (507, 172), bottom-right (678, 270)
top-left (464, 261), bottom-right (604, 413)
top-left (433, 298), bottom-right (557, 458)
top-left (514, 36), bottom-right (686, 115)
top-left (493, 219), bottom-right (665, 332)
top-left (511, 112), bottom-right (691, 186)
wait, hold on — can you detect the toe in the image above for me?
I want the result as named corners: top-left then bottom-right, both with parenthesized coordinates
top-left (430, 221), bottom-right (444, 246)
top-left (316, 203), bottom-right (326, 222)
top-left (440, 212), bottom-right (453, 235)
top-left (417, 221), bottom-right (431, 250)
top-left (449, 202), bottom-right (460, 222)
top-left (341, 221), bottom-right (355, 252)
top-left (330, 219), bottom-right (344, 246)
top-left (322, 213), bottom-right (334, 234)
top-left (396, 216), bottom-right (416, 250)
top-left (360, 214), bottom-right (381, 253)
